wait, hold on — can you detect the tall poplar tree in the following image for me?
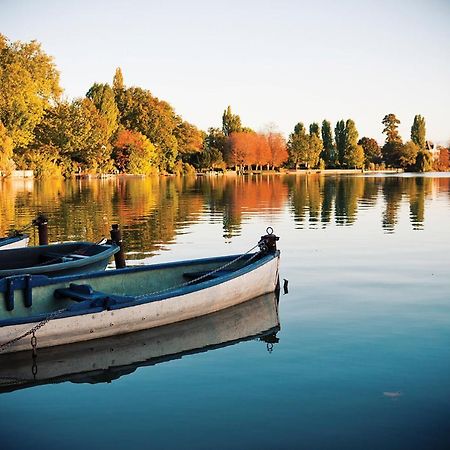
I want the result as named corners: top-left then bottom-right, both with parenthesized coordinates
top-left (343, 119), bottom-right (364, 168)
top-left (321, 120), bottom-right (335, 167)
top-left (411, 115), bottom-right (426, 150)
top-left (113, 67), bottom-right (124, 92)
top-left (335, 120), bottom-right (346, 166)
top-left (86, 83), bottom-right (119, 139)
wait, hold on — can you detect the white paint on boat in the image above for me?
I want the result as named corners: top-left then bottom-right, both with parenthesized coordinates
top-left (0, 236), bottom-right (29, 250)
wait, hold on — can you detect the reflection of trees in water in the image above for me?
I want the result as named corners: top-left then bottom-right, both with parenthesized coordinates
top-left (1, 175), bottom-right (447, 249)
top-left (382, 178), bottom-right (403, 232)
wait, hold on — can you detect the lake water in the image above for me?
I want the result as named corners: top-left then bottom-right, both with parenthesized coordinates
top-left (0, 173), bottom-right (449, 450)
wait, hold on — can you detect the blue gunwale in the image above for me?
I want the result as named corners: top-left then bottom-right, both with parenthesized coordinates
top-left (0, 250), bottom-right (280, 327)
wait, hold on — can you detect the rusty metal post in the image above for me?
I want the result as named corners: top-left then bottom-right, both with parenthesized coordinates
top-left (110, 224), bottom-right (126, 269)
top-left (33, 214), bottom-right (48, 246)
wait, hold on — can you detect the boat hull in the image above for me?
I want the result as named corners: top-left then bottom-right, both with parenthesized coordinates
top-left (0, 251), bottom-right (280, 353)
top-left (0, 234), bottom-right (29, 250)
top-left (0, 241), bottom-right (119, 277)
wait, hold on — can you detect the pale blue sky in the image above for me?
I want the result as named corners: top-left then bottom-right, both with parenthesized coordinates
top-left (1, 0), bottom-right (449, 144)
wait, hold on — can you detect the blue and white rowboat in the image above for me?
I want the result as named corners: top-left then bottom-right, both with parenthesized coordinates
top-left (0, 230), bottom-right (280, 354)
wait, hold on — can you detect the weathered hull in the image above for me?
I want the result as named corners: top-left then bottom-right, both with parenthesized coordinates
top-left (0, 251), bottom-right (280, 353)
top-left (0, 291), bottom-right (280, 393)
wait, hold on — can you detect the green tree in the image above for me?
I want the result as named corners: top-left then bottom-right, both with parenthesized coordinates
top-left (222, 106), bottom-right (242, 136)
top-left (335, 120), bottom-right (346, 166)
top-left (287, 123), bottom-right (308, 169)
top-left (309, 122), bottom-right (320, 137)
top-left (86, 83), bottom-right (119, 139)
top-left (0, 34), bottom-right (62, 149)
top-left (204, 127), bottom-right (227, 157)
top-left (411, 115), bottom-right (426, 150)
top-left (399, 141), bottom-right (419, 169)
top-left (287, 123), bottom-right (321, 169)
top-left (414, 149), bottom-right (433, 172)
top-left (343, 120), bottom-right (364, 168)
top-left (30, 98), bottom-right (113, 174)
top-left (321, 120), bottom-right (335, 167)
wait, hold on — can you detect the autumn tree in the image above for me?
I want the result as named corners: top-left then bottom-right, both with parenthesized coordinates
top-left (321, 120), bottom-right (336, 167)
top-left (0, 34), bottom-right (62, 149)
top-left (267, 131), bottom-right (287, 169)
top-left (411, 115), bottom-right (426, 151)
top-left (382, 114), bottom-right (402, 144)
top-left (174, 119), bottom-right (204, 158)
top-left (226, 131), bottom-right (258, 170)
top-left (433, 146), bottom-right (449, 171)
top-left (358, 137), bottom-right (382, 167)
top-left (113, 67), bottom-right (124, 92)
top-left (112, 129), bottom-right (157, 175)
top-left (0, 121), bottom-right (14, 176)
top-left (116, 86), bottom-right (178, 171)
top-left (222, 106), bottom-right (242, 136)
top-left (382, 113), bottom-right (403, 167)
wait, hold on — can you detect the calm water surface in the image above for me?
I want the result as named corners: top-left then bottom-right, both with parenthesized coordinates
top-left (0, 173), bottom-right (449, 450)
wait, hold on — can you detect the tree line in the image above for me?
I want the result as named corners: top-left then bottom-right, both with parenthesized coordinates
top-left (0, 34), bottom-right (448, 177)
top-left (286, 114), bottom-right (448, 172)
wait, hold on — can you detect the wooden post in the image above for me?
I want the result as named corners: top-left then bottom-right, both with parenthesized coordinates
top-left (33, 214), bottom-right (48, 246)
top-left (110, 224), bottom-right (126, 269)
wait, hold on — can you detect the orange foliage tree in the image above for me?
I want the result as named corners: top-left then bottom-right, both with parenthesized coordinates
top-left (226, 131), bottom-right (286, 171)
top-left (267, 132), bottom-right (288, 169)
top-left (112, 129), bottom-right (157, 174)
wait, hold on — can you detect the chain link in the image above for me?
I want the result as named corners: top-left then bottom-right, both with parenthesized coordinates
top-left (0, 308), bottom-right (68, 354)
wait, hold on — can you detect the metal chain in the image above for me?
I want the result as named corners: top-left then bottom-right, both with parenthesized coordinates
top-left (0, 308), bottom-right (68, 354)
top-left (133, 244), bottom-right (261, 300)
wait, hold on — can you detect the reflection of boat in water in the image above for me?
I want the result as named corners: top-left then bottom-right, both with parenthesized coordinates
top-left (0, 291), bottom-right (281, 393)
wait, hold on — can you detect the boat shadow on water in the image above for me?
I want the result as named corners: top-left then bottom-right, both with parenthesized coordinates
top-left (0, 290), bottom-right (281, 393)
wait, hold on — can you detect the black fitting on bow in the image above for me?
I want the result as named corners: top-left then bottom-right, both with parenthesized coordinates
top-left (258, 227), bottom-right (279, 254)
